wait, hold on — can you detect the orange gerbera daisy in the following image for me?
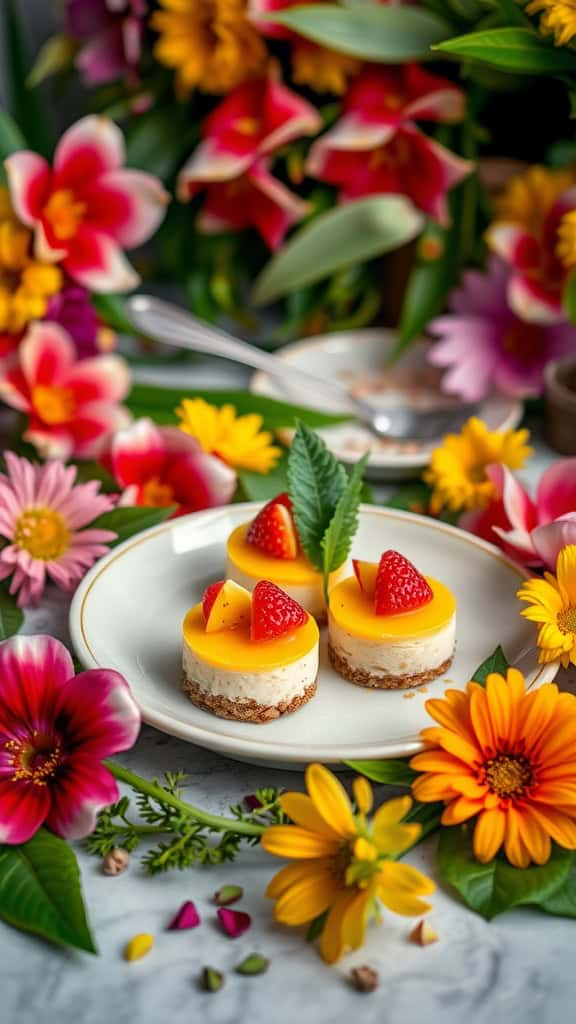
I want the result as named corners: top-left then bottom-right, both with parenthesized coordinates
top-left (410, 668), bottom-right (576, 868)
top-left (262, 764), bottom-right (434, 963)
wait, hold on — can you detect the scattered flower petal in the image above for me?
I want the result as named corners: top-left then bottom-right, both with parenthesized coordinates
top-left (124, 933), bottom-right (154, 961)
top-left (349, 965), bottom-right (379, 993)
top-left (214, 885), bottom-right (243, 907)
top-left (236, 953), bottom-right (269, 976)
top-left (102, 848), bottom-right (129, 876)
top-left (217, 907), bottom-right (252, 939)
top-left (409, 920), bottom-right (439, 946)
top-left (167, 900), bottom-right (200, 930)
top-left (201, 966), bottom-right (224, 992)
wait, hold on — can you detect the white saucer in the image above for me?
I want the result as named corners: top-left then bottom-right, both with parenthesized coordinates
top-left (251, 329), bottom-right (523, 481)
top-left (69, 504), bottom-right (558, 770)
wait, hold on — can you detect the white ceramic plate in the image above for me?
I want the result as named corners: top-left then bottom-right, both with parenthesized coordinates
top-left (251, 329), bottom-right (523, 481)
top-left (70, 504), bottom-right (558, 770)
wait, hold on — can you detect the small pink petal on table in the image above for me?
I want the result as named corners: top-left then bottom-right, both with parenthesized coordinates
top-left (244, 795), bottom-right (263, 810)
top-left (218, 908), bottom-right (251, 938)
top-left (167, 901), bottom-right (200, 930)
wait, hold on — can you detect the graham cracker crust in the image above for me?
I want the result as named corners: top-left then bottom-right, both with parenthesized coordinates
top-left (181, 672), bottom-right (317, 723)
top-left (328, 643), bottom-right (453, 690)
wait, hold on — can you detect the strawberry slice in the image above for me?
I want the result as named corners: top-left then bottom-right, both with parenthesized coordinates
top-left (246, 496), bottom-right (298, 559)
top-left (202, 579), bottom-right (251, 632)
top-left (374, 550), bottom-right (433, 616)
top-left (251, 580), bottom-right (307, 641)
top-left (352, 559), bottom-right (378, 598)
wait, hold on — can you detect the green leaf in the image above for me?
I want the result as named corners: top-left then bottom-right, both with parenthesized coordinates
top-left (306, 911), bottom-right (328, 942)
top-left (267, 4), bottom-right (451, 61)
top-left (27, 33), bottom-right (76, 87)
top-left (321, 454), bottom-right (368, 587)
top-left (90, 506), bottom-right (175, 546)
top-left (125, 108), bottom-right (198, 181)
top-left (1, 0), bottom-right (52, 155)
top-left (0, 828), bottom-right (96, 952)
top-left (127, 385), bottom-right (352, 430)
top-left (539, 859), bottom-right (576, 918)
top-left (70, 460), bottom-right (118, 493)
top-left (237, 451), bottom-right (289, 501)
top-left (345, 758), bottom-right (417, 785)
top-left (471, 645), bottom-right (509, 686)
top-left (287, 423), bottom-right (348, 570)
top-left (434, 27), bottom-right (576, 74)
top-left (252, 197), bottom-right (424, 305)
top-left (91, 294), bottom-right (136, 336)
top-left (0, 109), bottom-right (27, 166)
top-left (403, 800), bottom-right (443, 845)
top-left (563, 270), bottom-right (576, 324)
top-left (437, 827), bottom-right (574, 920)
top-left (394, 223), bottom-right (455, 357)
top-left (0, 582), bottom-right (23, 640)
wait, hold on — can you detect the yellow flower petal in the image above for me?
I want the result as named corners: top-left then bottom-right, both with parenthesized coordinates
top-left (261, 825), bottom-right (340, 860)
top-left (372, 795), bottom-right (412, 828)
top-left (265, 858), bottom-right (333, 899)
top-left (341, 888), bottom-right (370, 951)
top-left (372, 823), bottom-right (421, 856)
top-left (280, 793), bottom-right (341, 838)
top-left (472, 808), bottom-right (506, 862)
top-left (274, 872), bottom-right (342, 926)
top-left (319, 890), bottom-right (357, 964)
top-left (379, 860), bottom-right (436, 896)
top-left (352, 776), bottom-right (373, 815)
top-left (305, 763), bottom-right (356, 838)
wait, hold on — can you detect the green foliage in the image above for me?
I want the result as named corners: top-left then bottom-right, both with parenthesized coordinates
top-left (0, 829), bottom-right (96, 952)
top-left (471, 645), bottom-right (510, 685)
top-left (437, 827), bottom-right (575, 920)
top-left (435, 27), bottom-right (576, 73)
top-left (0, 109), bottom-right (27, 167)
top-left (27, 34), bottom-right (76, 87)
top-left (91, 294), bottom-right (137, 336)
top-left (0, 583), bottom-right (23, 640)
top-left (563, 270), bottom-right (576, 325)
top-left (267, 4), bottom-right (451, 61)
top-left (345, 758), bottom-right (418, 786)
top-left (1, 0), bottom-right (52, 155)
top-left (90, 506), bottom-right (175, 547)
top-left (321, 453), bottom-right (369, 590)
top-left (127, 385), bottom-right (351, 429)
top-left (252, 197), bottom-right (424, 305)
top-left (287, 422), bottom-right (348, 570)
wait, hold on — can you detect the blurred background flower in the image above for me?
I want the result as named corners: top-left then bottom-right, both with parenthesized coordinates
top-left (66, 0), bottom-right (147, 88)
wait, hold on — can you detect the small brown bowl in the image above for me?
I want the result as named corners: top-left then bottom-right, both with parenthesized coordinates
top-left (544, 356), bottom-right (576, 455)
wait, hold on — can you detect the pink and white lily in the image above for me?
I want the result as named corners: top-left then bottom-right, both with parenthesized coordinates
top-left (487, 187), bottom-right (576, 324)
top-left (463, 459), bottom-right (576, 569)
top-left (178, 77), bottom-right (321, 249)
top-left (306, 66), bottom-right (470, 224)
top-left (105, 417), bottom-right (237, 515)
top-left (5, 115), bottom-right (168, 292)
top-left (0, 320), bottom-right (131, 459)
top-left (0, 634), bottom-right (140, 843)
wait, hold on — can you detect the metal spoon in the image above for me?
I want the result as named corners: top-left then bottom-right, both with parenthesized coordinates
top-left (127, 295), bottom-right (477, 442)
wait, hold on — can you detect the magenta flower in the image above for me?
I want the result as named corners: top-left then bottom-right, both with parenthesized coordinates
top-left (428, 257), bottom-right (576, 401)
top-left (462, 459), bottom-right (576, 569)
top-left (0, 634), bottom-right (139, 843)
top-left (6, 115), bottom-right (168, 292)
top-left (105, 417), bottom-right (236, 516)
top-left (47, 281), bottom-right (116, 357)
top-left (66, 0), bottom-right (147, 89)
top-left (0, 452), bottom-right (117, 607)
top-left (0, 321), bottom-right (131, 459)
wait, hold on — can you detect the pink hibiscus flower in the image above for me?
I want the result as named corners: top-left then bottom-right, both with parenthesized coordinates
top-left (463, 459), bottom-right (576, 569)
top-left (428, 257), bottom-right (576, 401)
top-left (0, 634), bottom-right (139, 843)
top-left (306, 65), bottom-right (471, 224)
top-left (6, 115), bottom-right (168, 292)
top-left (0, 320), bottom-right (131, 459)
top-left (177, 77), bottom-right (321, 249)
top-left (66, 0), bottom-right (147, 89)
top-left (0, 452), bottom-right (116, 607)
top-left (105, 417), bottom-right (237, 515)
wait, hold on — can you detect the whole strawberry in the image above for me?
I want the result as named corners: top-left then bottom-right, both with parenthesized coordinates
top-left (374, 550), bottom-right (433, 615)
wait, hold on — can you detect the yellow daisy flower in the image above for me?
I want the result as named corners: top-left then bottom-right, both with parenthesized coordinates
top-left (493, 165), bottom-right (574, 238)
top-left (518, 544), bottom-right (576, 667)
top-left (527, 0), bottom-right (576, 46)
top-left (176, 397), bottom-right (282, 473)
top-left (262, 764), bottom-right (435, 964)
top-left (0, 186), bottom-right (62, 335)
top-left (292, 44), bottom-right (361, 96)
top-left (423, 416), bottom-right (532, 514)
top-left (151, 0), bottom-right (267, 96)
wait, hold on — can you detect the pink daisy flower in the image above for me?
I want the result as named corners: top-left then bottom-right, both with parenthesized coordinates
top-left (0, 452), bottom-right (116, 607)
top-left (428, 257), bottom-right (576, 401)
top-left (0, 633), bottom-right (140, 843)
top-left (0, 320), bottom-right (131, 459)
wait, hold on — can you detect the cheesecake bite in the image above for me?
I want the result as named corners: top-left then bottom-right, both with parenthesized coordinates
top-left (182, 579), bottom-right (319, 723)
top-left (226, 493), bottom-right (347, 622)
top-left (328, 550), bottom-right (456, 689)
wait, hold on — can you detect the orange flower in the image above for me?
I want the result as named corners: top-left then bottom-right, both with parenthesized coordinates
top-left (410, 669), bottom-right (576, 868)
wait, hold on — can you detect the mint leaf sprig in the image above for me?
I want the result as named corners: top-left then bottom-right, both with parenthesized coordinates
top-left (287, 422), bottom-right (367, 599)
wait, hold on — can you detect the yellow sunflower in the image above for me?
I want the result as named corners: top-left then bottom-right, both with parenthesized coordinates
top-left (492, 165), bottom-right (574, 238)
top-left (527, 0), bottom-right (576, 46)
top-left (262, 764), bottom-right (435, 964)
top-left (411, 668), bottom-right (576, 868)
top-left (518, 544), bottom-right (576, 667)
top-left (0, 186), bottom-right (62, 335)
top-left (151, 0), bottom-right (267, 96)
top-left (176, 397), bottom-right (282, 473)
top-left (423, 416), bottom-right (532, 513)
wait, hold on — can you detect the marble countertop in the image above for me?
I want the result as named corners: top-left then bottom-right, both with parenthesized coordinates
top-left (2, 359), bottom-right (574, 1024)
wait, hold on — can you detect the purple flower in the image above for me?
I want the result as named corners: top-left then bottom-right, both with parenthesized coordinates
top-left (66, 0), bottom-right (147, 88)
top-left (428, 256), bottom-right (576, 401)
top-left (47, 282), bottom-right (116, 357)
